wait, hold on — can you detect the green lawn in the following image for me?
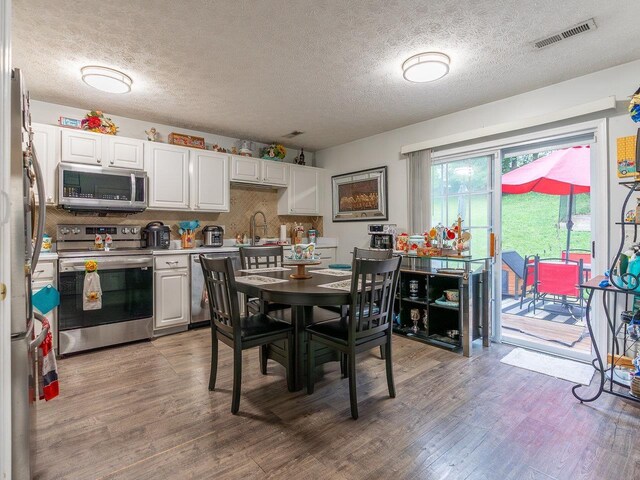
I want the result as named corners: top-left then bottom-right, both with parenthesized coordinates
top-left (501, 192), bottom-right (591, 257)
top-left (432, 192), bottom-right (591, 258)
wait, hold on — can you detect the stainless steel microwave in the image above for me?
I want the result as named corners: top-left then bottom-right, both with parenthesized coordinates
top-left (58, 163), bottom-right (147, 213)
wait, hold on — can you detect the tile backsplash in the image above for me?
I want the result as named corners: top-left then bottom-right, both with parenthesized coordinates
top-left (43, 184), bottom-right (323, 242)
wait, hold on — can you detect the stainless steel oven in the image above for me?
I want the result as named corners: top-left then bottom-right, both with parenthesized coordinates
top-left (58, 163), bottom-right (147, 213)
top-left (58, 254), bottom-right (154, 354)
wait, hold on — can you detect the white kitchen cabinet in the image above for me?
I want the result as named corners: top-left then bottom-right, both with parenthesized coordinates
top-left (154, 266), bottom-right (190, 330)
top-left (230, 155), bottom-right (261, 183)
top-left (278, 165), bottom-right (322, 215)
top-left (145, 142), bottom-right (190, 210)
top-left (60, 129), bottom-right (103, 166)
top-left (191, 150), bottom-right (229, 212)
top-left (104, 136), bottom-right (144, 170)
top-left (31, 123), bottom-right (59, 204)
top-left (262, 161), bottom-right (288, 186)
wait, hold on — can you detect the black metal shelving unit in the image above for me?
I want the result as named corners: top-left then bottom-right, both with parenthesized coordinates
top-left (573, 180), bottom-right (640, 404)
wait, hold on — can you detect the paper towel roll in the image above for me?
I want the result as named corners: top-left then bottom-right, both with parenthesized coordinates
top-left (279, 225), bottom-right (287, 242)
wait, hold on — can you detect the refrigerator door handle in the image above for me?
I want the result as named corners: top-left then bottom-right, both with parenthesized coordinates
top-left (30, 144), bottom-right (46, 272)
top-left (30, 312), bottom-right (49, 350)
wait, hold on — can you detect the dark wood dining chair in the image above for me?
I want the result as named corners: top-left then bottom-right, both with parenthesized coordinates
top-left (306, 255), bottom-right (402, 419)
top-left (200, 254), bottom-right (294, 414)
top-left (239, 245), bottom-right (290, 315)
top-left (239, 245), bottom-right (292, 375)
top-left (352, 247), bottom-right (394, 360)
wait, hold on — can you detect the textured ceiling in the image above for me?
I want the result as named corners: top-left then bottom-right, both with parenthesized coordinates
top-left (12, 0), bottom-right (640, 150)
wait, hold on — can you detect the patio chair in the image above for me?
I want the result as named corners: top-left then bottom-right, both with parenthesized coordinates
top-left (529, 257), bottom-right (584, 318)
top-left (562, 249), bottom-right (592, 281)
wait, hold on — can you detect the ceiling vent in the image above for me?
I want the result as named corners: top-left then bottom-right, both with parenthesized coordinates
top-left (533, 18), bottom-right (597, 49)
top-left (282, 130), bottom-right (304, 139)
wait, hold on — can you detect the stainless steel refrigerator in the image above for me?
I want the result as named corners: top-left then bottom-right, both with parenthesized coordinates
top-left (9, 68), bottom-right (46, 480)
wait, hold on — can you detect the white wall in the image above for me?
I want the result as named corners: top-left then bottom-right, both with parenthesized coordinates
top-left (29, 100), bottom-right (314, 165)
top-left (316, 59), bottom-right (640, 263)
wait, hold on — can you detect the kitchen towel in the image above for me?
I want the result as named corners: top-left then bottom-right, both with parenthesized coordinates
top-left (83, 268), bottom-right (102, 310)
top-left (38, 315), bottom-right (59, 401)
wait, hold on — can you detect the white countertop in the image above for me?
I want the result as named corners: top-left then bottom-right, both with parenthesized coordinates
top-left (39, 252), bottom-right (59, 261)
top-left (153, 246), bottom-right (240, 255)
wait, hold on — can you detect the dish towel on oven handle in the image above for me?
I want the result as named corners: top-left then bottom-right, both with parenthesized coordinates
top-left (37, 315), bottom-right (59, 401)
top-left (83, 270), bottom-right (102, 310)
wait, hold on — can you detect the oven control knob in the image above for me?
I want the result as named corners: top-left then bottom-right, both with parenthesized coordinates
top-left (72, 227), bottom-right (80, 234)
top-left (59, 227), bottom-right (70, 235)
top-left (121, 227), bottom-right (129, 234)
top-left (130, 227), bottom-right (139, 234)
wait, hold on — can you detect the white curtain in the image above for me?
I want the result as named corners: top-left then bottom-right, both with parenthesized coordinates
top-left (406, 149), bottom-right (431, 234)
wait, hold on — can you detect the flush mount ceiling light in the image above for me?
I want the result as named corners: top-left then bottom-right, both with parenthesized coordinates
top-left (402, 52), bottom-right (450, 83)
top-left (81, 66), bottom-right (132, 93)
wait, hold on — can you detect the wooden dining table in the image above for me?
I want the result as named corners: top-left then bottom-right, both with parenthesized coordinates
top-left (235, 268), bottom-right (352, 391)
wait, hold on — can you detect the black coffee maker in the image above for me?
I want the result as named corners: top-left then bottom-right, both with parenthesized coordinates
top-left (368, 224), bottom-right (397, 250)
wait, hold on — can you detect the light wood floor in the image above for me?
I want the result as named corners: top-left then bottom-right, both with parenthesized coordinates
top-left (36, 329), bottom-right (639, 480)
top-left (502, 313), bottom-right (592, 355)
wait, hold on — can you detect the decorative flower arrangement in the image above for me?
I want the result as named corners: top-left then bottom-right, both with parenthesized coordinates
top-left (81, 110), bottom-right (118, 135)
top-left (260, 143), bottom-right (287, 160)
top-left (630, 87), bottom-right (640, 123)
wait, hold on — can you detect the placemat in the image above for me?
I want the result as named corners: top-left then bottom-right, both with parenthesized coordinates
top-left (235, 275), bottom-right (290, 286)
top-left (318, 279), bottom-right (360, 291)
top-left (309, 268), bottom-right (352, 277)
top-left (236, 267), bottom-right (291, 273)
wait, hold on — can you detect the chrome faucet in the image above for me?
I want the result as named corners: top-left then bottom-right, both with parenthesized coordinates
top-left (250, 211), bottom-right (268, 245)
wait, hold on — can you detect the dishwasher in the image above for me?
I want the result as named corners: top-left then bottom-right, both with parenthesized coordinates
top-left (190, 251), bottom-right (241, 327)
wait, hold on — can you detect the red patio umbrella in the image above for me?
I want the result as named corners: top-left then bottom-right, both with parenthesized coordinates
top-left (502, 146), bottom-right (590, 258)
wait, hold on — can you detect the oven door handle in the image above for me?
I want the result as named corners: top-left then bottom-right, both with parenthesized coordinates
top-left (59, 256), bottom-right (153, 272)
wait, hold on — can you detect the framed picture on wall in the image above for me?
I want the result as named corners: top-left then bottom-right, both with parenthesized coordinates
top-left (331, 166), bottom-right (388, 222)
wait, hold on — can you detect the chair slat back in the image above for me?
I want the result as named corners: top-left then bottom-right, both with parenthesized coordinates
top-left (352, 247), bottom-right (393, 262)
top-left (239, 245), bottom-right (284, 270)
top-left (200, 255), bottom-right (241, 336)
top-left (536, 257), bottom-right (583, 297)
top-left (349, 256), bottom-right (401, 340)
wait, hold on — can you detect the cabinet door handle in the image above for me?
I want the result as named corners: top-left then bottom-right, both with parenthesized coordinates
top-left (96, 158), bottom-right (101, 164)
top-left (166, 261), bottom-right (179, 266)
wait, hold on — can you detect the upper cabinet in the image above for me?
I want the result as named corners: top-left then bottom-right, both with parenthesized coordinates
top-left (278, 165), bottom-right (322, 215)
top-left (145, 142), bottom-right (190, 210)
top-left (104, 136), bottom-right (144, 170)
top-left (190, 150), bottom-right (229, 212)
top-left (230, 155), bottom-right (289, 187)
top-left (262, 161), bottom-right (288, 186)
top-left (230, 155), bottom-right (261, 183)
top-left (61, 129), bottom-right (144, 170)
top-left (31, 123), bottom-right (59, 205)
top-left (61, 129), bottom-right (103, 166)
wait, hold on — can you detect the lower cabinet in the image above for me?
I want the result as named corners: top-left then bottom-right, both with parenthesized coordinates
top-left (154, 256), bottom-right (190, 331)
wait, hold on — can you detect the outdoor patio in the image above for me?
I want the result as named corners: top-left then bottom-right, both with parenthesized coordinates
top-left (500, 145), bottom-right (592, 356)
